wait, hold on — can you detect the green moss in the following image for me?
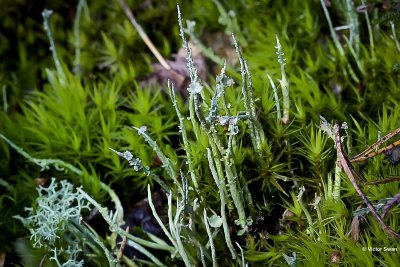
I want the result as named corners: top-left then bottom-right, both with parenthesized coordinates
top-left (1, 0), bottom-right (399, 265)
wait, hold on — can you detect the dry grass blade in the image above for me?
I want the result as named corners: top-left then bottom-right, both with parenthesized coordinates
top-left (334, 124), bottom-right (400, 239)
top-left (118, 0), bottom-right (171, 70)
top-left (119, 0), bottom-right (188, 90)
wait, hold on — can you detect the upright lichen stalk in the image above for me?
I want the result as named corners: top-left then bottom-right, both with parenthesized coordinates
top-left (42, 9), bottom-right (66, 86)
top-left (177, 5), bottom-right (252, 232)
top-left (177, 5), bottom-right (202, 138)
top-left (168, 81), bottom-right (199, 191)
top-left (275, 34), bottom-right (290, 125)
top-left (232, 34), bottom-right (265, 151)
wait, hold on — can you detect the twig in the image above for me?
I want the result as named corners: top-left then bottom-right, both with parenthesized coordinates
top-left (117, 226), bottom-right (130, 263)
top-left (382, 193), bottom-right (400, 219)
top-left (39, 254), bottom-right (46, 267)
top-left (118, 0), bottom-right (171, 70)
top-left (333, 124), bottom-right (400, 239)
top-left (363, 177), bottom-right (400, 186)
top-left (350, 127), bottom-right (400, 163)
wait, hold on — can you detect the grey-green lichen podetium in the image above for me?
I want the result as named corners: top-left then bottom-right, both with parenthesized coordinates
top-left (275, 34), bottom-right (290, 125)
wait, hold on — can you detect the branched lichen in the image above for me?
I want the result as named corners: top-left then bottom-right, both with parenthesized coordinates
top-left (15, 178), bottom-right (91, 266)
top-left (110, 148), bottom-right (170, 191)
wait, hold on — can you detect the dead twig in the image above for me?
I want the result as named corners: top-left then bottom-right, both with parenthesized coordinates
top-left (334, 124), bottom-right (400, 239)
top-left (118, 0), bottom-right (171, 70)
top-left (38, 254), bottom-right (46, 267)
top-left (363, 176), bottom-right (400, 186)
top-left (382, 193), bottom-right (400, 219)
top-left (117, 226), bottom-right (130, 263)
top-left (118, 0), bottom-right (187, 89)
top-left (350, 127), bottom-right (400, 163)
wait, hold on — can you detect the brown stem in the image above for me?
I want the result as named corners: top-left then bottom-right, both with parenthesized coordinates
top-left (334, 124), bottom-right (400, 239)
top-left (117, 226), bottom-right (130, 262)
top-left (382, 193), bottom-right (400, 219)
top-left (350, 127), bottom-right (400, 163)
top-left (363, 176), bottom-right (400, 186)
top-left (118, 0), bottom-right (171, 70)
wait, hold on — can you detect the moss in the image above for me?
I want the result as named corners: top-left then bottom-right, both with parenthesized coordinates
top-left (0, 0), bottom-right (399, 266)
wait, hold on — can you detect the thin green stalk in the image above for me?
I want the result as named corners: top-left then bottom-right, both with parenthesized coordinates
top-left (207, 61), bottom-right (233, 124)
top-left (203, 209), bottom-right (217, 267)
top-left (241, 174), bottom-right (254, 211)
top-left (207, 148), bottom-right (236, 259)
top-left (320, 0), bottom-right (361, 82)
top-left (275, 35), bottom-right (290, 124)
top-left (312, 195), bottom-right (322, 224)
top-left (177, 5), bottom-right (201, 139)
top-left (74, 0), bottom-right (85, 75)
top-left (318, 117), bottom-right (342, 201)
top-left (82, 191), bottom-right (174, 253)
top-left (326, 172), bottom-right (333, 200)
top-left (110, 148), bottom-right (170, 192)
top-left (267, 73), bottom-right (281, 121)
top-left (320, 0), bottom-right (345, 56)
top-left (208, 136), bottom-right (232, 210)
top-left (297, 186), bottom-right (314, 238)
top-left (361, 0), bottom-right (376, 60)
top-left (244, 59), bottom-right (265, 144)
top-left (198, 242), bottom-right (206, 267)
top-left (223, 125), bottom-right (248, 232)
top-left (343, 35), bottom-right (365, 76)
top-left (345, 0), bottom-right (360, 55)
top-left (70, 221), bottom-right (119, 267)
top-left (167, 193), bottom-right (192, 266)
top-left (219, 64), bottom-right (231, 115)
top-left (2, 85), bottom-right (7, 113)
top-left (236, 242), bottom-right (246, 267)
top-left (168, 81), bottom-right (199, 190)
top-left (232, 34), bottom-right (264, 151)
top-left (333, 160), bottom-right (342, 201)
top-left (147, 186), bottom-right (176, 248)
top-left (79, 187), bottom-right (170, 266)
top-left (148, 186), bottom-right (195, 266)
top-left (184, 20), bottom-right (224, 66)
top-left (132, 126), bottom-right (180, 191)
top-left (390, 21), bottom-right (400, 52)
top-left (42, 9), bottom-right (66, 86)
top-left (223, 155), bottom-right (246, 230)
